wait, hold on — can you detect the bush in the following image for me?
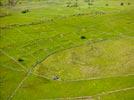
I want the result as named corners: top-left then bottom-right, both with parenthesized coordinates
top-left (80, 36), bottom-right (86, 39)
top-left (120, 2), bottom-right (124, 6)
top-left (88, 2), bottom-right (93, 6)
top-left (128, 3), bottom-right (131, 5)
top-left (0, 2), bottom-right (3, 6)
top-left (18, 58), bottom-right (24, 62)
top-left (105, 4), bottom-right (109, 6)
top-left (21, 9), bottom-right (29, 14)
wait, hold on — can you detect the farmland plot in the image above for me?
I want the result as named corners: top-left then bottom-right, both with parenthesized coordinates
top-left (0, 0), bottom-right (134, 100)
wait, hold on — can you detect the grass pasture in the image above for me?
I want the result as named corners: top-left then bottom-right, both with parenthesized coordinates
top-left (0, 0), bottom-right (134, 100)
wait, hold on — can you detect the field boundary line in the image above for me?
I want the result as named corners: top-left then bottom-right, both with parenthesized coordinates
top-left (1, 64), bottom-right (49, 79)
top-left (7, 69), bottom-right (51, 100)
top-left (93, 86), bottom-right (134, 97)
top-left (7, 71), bottom-right (31, 100)
top-left (32, 73), bottom-right (51, 80)
top-left (2, 36), bottom-right (134, 100)
top-left (32, 38), bottom-right (110, 71)
top-left (0, 49), bottom-right (27, 71)
top-left (7, 42), bottom-right (87, 99)
top-left (33, 73), bottom-right (134, 83)
top-left (7, 51), bottom-right (54, 100)
top-left (1, 65), bottom-right (25, 72)
top-left (0, 11), bottom-right (109, 30)
top-left (62, 74), bottom-right (134, 82)
top-left (43, 87), bottom-right (134, 100)
top-left (33, 36), bottom-right (134, 77)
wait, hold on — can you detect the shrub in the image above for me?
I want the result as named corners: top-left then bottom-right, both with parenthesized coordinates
top-left (128, 3), bottom-right (131, 5)
top-left (0, 2), bottom-right (3, 6)
top-left (66, 1), bottom-right (71, 7)
top-left (21, 9), bottom-right (29, 14)
top-left (105, 4), bottom-right (109, 6)
top-left (81, 36), bottom-right (86, 39)
top-left (120, 2), bottom-right (124, 6)
top-left (18, 58), bottom-right (24, 62)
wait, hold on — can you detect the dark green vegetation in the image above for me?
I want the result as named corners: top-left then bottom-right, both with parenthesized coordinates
top-left (0, 0), bottom-right (134, 100)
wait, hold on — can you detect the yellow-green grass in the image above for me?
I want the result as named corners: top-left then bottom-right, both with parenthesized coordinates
top-left (1, 9), bottom-right (133, 69)
top-left (34, 37), bottom-right (134, 80)
top-left (0, 0), bottom-right (134, 26)
top-left (0, 67), bottom-right (26, 100)
top-left (0, 0), bottom-right (134, 99)
top-left (12, 75), bottom-right (134, 100)
top-left (93, 89), bottom-right (134, 100)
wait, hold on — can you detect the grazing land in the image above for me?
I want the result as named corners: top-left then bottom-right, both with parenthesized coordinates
top-left (0, 0), bottom-right (134, 100)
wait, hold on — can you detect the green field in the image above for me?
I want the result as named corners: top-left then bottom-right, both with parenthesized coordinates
top-left (0, 0), bottom-right (134, 100)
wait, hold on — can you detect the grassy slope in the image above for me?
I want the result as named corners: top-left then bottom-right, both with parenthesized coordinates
top-left (0, 0), bottom-right (134, 99)
top-left (34, 37), bottom-right (134, 80)
top-left (13, 75), bottom-right (134, 100)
